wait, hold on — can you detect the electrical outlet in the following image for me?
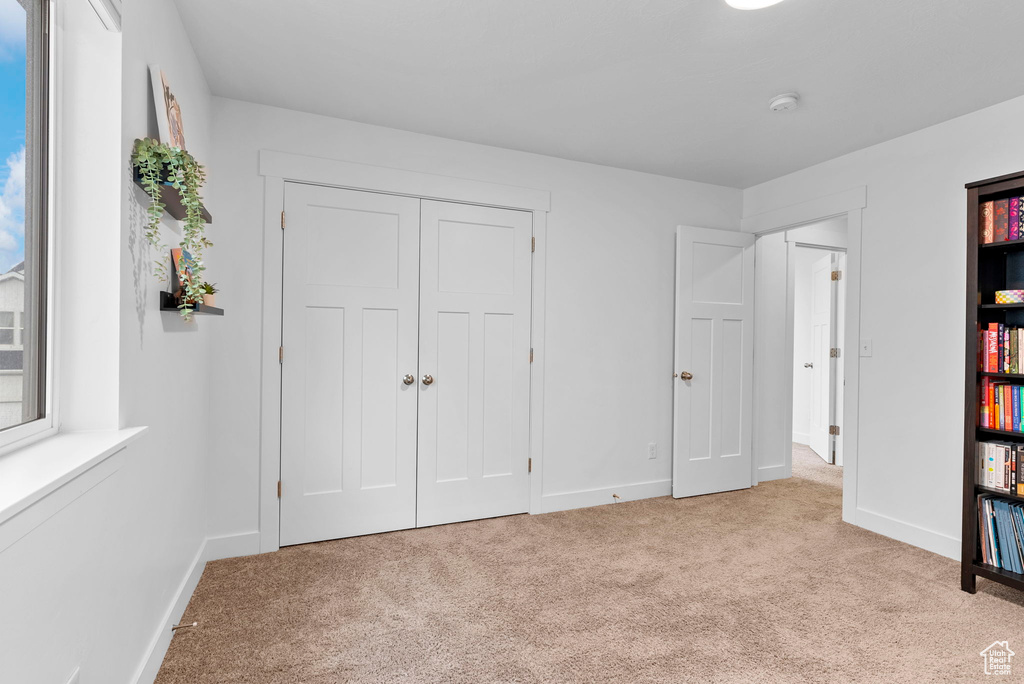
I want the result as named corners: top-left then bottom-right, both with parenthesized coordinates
top-left (860, 339), bottom-right (873, 357)
top-left (66, 668), bottom-right (80, 684)
top-left (647, 442), bottom-right (657, 460)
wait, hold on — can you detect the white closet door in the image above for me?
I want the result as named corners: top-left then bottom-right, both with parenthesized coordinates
top-left (809, 252), bottom-right (837, 463)
top-left (673, 226), bottom-right (755, 498)
top-left (280, 184), bottom-right (420, 546)
top-left (416, 200), bottom-right (532, 527)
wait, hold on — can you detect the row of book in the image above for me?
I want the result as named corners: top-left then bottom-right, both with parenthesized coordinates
top-left (978, 494), bottom-right (1024, 573)
top-left (977, 441), bottom-right (1024, 494)
top-left (980, 197), bottom-right (1024, 244)
top-left (979, 379), bottom-right (1024, 431)
top-left (979, 323), bottom-right (1024, 374)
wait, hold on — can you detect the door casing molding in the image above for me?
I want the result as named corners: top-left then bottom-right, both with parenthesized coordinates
top-left (743, 187), bottom-right (865, 526)
top-left (258, 151), bottom-right (551, 553)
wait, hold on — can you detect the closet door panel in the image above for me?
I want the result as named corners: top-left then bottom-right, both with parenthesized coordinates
top-left (417, 201), bottom-right (532, 527)
top-left (280, 184), bottom-right (420, 546)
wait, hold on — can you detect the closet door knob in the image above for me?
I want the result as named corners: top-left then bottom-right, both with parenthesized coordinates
top-left (422, 375), bottom-right (434, 386)
top-left (403, 374), bottom-right (415, 385)
top-left (804, 362), bottom-right (814, 369)
top-left (679, 371), bottom-right (693, 381)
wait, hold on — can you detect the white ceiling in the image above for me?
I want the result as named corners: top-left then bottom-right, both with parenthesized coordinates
top-left (173, 0), bottom-right (1024, 188)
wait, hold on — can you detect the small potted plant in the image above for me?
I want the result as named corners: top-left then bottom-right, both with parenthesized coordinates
top-left (200, 282), bottom-right (217, 307)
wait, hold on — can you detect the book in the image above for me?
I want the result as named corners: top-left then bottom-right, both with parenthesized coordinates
top-left (1011, 198), bottom-right (1020, 241)
top-left (989, 323), bottom-right (999, 374)
top-left (982, 201), bottom-right (995, 244)
top-left (982, 377), bottom-right (990, 427)
top-left (996, 199), bottom-right (1010, 242)
top-left (1018, 196), bottom-right (1024, 241)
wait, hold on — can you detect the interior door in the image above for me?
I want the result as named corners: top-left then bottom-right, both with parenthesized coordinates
top-left (416, 200), bottom-right (532, 527)
top-left (673, 226), bottom-right (755, 498)
top-left (280, 184), bottom-right (420, 546)
top-left (808, 252), bottom-right (837, 462)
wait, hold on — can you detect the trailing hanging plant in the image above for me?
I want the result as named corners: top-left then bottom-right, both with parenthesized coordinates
top-left (132, 137), bottom-right (212, 318)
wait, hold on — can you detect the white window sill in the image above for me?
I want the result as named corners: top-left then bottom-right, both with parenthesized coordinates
top-left (0, 427), bottom-right (148, 553)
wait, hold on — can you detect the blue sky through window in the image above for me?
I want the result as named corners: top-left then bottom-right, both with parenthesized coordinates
top-left (0, 0), bottom-right (26, 274)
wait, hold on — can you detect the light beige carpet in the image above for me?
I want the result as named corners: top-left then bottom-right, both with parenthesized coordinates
top-left (156, 445), bottom-right (1024, 683)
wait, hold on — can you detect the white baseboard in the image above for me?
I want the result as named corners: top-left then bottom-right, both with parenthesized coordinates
top-left (205, 531), bottom-right (261, 562)
top-left (757, 463), bottom-right (790, 482)
top-left (540, 479), bottom-right (671, 514)
top-left (132, 538), bottom-right (207, 684)
top-left (792, 432), bottom-right (809, 445)
top-left (854, 507), bottom-right (959, 560)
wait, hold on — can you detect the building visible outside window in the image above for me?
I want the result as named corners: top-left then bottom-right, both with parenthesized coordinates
top-left (0, 0), bottom-right (49, 434)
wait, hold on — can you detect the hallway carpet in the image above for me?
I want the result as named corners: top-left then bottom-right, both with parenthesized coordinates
top-left (155, 446), bottom-right (1024, 683)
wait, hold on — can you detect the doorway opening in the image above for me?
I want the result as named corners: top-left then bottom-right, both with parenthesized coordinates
top-left (791, 241), bottom-right (847, 466)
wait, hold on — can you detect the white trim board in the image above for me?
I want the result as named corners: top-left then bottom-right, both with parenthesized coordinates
top-left (132, 538), bottom-right (207, 684)
top-left (540, 479), bottom-right (672, 514)
top-left (856, 507), bottom-right (959, 560)
top-left (757, 464), bottom-right (789, 483)
top-left (259, 150), bottom-right (550, 212)
top-left (258, 151), bottom-right (550, 552)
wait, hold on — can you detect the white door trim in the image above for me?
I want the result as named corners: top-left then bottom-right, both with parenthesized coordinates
top-left (744, 188), bottom-right (864, 526)
top-left (257, 152), bottom-right (550, 554)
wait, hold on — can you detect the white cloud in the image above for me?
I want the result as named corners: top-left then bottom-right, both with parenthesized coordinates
top-left (0, 0), bottom-right (26, 59)
top-left (0, 146), bottom-right (24, 240)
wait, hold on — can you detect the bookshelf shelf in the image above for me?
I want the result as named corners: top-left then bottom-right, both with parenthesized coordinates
top-left (981, 237), bottom-right (1024, 252)
top-left (977, 427), bottom-right (1024, 439)
top-left (965, 169), bottom-right (1024, 595)
top-left (978, 372), bottom-right (1024, 379)
top-left (971, 563), bottom-right (1024, 593)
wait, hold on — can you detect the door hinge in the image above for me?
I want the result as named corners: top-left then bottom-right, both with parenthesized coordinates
top-left (281, 210), bottom-right (286, 230)
top-left (279, 346), bottom-right (284, 364)
top-left (830, 348), bottom-right (841, 358)
top-left (529, 348), bottom-right (534, 363)
top-left (829, 425), bottom-right (841, 436)
top-left (831, 270), bottom-right (842, 281)
top-left (531, 236), bottom-right (536, 252)
top-left (528, 457), bottom-right (532, 473)
top-left (277, 480), bottom-right (282, 498)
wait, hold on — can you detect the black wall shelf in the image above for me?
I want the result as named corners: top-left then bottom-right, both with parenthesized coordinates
top-left (160, 291), bottom-right (223, 316)
top-left (133, 176), bottom-right (213, 224)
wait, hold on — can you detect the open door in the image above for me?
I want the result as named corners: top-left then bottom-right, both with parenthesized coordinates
top-left (808, 252), bottom-right (838, 463)
top-left (673, 226), bottom-right (755, 498)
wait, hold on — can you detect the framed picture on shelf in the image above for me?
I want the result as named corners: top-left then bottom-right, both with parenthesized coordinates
top-left (149, 64), bottom-right (187, 150)
top-left (170, 247), bottom-right (196, 299)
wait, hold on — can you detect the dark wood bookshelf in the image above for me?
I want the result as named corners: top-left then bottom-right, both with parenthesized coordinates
top-left (964, 171), bottom-right (1024, 595)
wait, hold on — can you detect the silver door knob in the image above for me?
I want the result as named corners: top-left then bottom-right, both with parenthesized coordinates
top-left (422, 375), bottom-right (434, 386)
top-left (403, 374), bottom-right (415, 385)
top-left (679, 371), bottom-right (693, 381)
top-left (804, 362), bottom-right (813, 368)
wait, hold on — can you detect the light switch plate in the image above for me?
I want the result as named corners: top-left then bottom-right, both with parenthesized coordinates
top-left (860, 339), bottom-right (873, 357)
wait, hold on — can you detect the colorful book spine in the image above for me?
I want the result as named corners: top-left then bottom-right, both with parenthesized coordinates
top-left (982, 377), bottom-right (990, 427)
top-left (1012, 330), bottom-right (1019, 374)
top-left (995, 386), bottom-right (1002, 431)
top-left (982, 201), bottom-right (996, 244)
top-left (1007, 385), bottom-right (1015, 432)
top-left (996, 199), bottom-right (1010, 242)
top-left (1018, 196), bottom-right (1024, 240)
top-left (1011, 198), bottom-right (1020, 241)
top-left (989, 324), bottom-right (999, 373)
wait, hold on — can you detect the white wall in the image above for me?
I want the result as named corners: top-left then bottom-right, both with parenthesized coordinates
top-left (0, 1), bottom-right (216, 682)
top-left (791, 246), bottom-right (819, 445)
top-left (204, 98), bottom-right (742, 540)
top-left (743, 94), bottom-right (1024, 560)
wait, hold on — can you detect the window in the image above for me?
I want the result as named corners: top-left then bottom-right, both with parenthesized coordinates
top-left (0, 0), bottom-right (49, 436)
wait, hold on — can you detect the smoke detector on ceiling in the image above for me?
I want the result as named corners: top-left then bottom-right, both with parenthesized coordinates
top-left (769, 93), bottom-right (800, 112)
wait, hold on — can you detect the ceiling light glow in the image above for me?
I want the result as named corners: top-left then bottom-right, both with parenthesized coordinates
top-left (725, 0), bottom-right (786, 9)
